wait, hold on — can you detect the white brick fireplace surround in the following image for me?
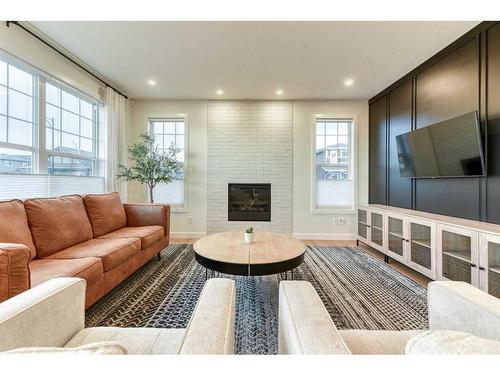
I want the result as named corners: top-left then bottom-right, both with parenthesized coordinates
top-left (207, 101), bottom-right (293, 233)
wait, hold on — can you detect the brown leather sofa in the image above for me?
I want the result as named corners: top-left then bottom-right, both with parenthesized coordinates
top-left (0, 192), bottom-right (170, 308)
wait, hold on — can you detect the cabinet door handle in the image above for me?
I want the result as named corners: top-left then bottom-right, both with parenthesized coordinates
top-left (479, 266), bottom-right (485, 271)
top-left (471, 264), bottom-right (477, 268)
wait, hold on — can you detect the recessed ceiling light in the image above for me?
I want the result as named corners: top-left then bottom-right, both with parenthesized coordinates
top-left (276, 89), bottom-right (284, 96)
top-left (216, 89), bottom-right (224, 95)
top-left (147, 79), bottom-right (157, 86)
top-left (344, 78), bottom-right (354, 87)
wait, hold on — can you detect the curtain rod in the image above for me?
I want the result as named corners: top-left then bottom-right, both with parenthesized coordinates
top-left (6, 21), bottom-right (129, 99)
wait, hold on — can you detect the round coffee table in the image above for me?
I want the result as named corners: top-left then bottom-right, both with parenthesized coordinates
top-left (193, 231), bottom-right (305, 277)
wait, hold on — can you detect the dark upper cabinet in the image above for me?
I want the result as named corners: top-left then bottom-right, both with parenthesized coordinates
top-left (487, 23), bottom-right (500, 224)
top-left (414, 39), bottom-right (480, 220)
top-left (369, 96), bottom-right (387, 205)
top-left (388, 80), bottom-right (412, 209)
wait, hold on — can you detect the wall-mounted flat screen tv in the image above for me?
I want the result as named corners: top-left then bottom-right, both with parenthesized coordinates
top-left (396, 111), bottom-right (485, 178)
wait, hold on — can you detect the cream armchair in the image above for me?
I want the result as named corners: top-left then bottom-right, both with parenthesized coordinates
top-left (279, 280), bottom-right (500, 354)
top-left (0, 277), bottom-right (235, 354)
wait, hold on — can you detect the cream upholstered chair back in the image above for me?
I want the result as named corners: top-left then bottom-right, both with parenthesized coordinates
top-left (0, 278), bottom-right (86, 352)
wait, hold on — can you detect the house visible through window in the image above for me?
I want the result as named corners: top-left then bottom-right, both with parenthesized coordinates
top-left (314, 118), bottom-right (354, 210)
top-left (149, 117), bottom-right (186, 209)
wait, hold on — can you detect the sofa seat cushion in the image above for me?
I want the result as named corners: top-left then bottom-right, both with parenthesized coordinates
top-left (98, 226), bottom-right (164, 250)
top-left (65, 327), bottom-right (186, 354)
top-left (0, 200), bottom-right (37, 259)
top-left (83, 193), bottom-right (127, 237)
top-left (24, 195), bottom-right (93, 258)
top-left (47, 238), bottom-right (141, 272)
top-left (339, 329), bottom-right (423, 355)
top-left (30, 258), bottom-right (103, 287)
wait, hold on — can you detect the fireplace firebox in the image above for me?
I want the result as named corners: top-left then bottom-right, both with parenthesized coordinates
top-left (228, 183), bottom-right (271, 221)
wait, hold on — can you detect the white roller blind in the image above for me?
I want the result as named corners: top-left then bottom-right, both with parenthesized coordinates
top-left (153, 180), bottom-right (184, 205)
top-left (0, 174), bottom-right (104, 200)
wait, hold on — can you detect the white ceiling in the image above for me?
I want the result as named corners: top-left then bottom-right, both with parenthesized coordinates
top-left (31, 21), bottom-right (480, 100)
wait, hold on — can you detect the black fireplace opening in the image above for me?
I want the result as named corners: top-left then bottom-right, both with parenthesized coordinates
top-left (228, 183), bottom-right (271, 222)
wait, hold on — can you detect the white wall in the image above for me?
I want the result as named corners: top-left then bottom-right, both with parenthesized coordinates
top-left (128, 100), bottom-right (208, 237)
top-left (128, 99), bottom-right (369, 238)
top-left (292, 100), bottom-right (369, 240)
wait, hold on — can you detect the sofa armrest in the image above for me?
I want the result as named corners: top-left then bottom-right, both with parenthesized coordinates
top-left (279, 281), bottom-right (350, 354)
top-left (179, 278), bottom-right (235, 354)
top-left (428, 281), bottom-right (500, 341)
top-left (0, 243), bottom-right (31, 303)
top-left (123, 203), bottom-right (170, 236)
top-left (0, 277), bottom-right (86, 352)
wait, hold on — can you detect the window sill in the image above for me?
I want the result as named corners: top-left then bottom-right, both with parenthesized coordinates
top-left (311, 208), bottom-right (356, 215)
top-left (171, 206), bottom-right (188, 213)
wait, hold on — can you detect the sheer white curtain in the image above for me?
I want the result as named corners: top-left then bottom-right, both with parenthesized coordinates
top-left (104, 87), bottom-right (127, 201)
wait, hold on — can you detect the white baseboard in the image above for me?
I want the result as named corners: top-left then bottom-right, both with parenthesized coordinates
top-left (171, 232), bottom-right (207, 239)
top-left (171, 232), bottom-right (356, 240)
top-left (292, 233), bottom-right (357, 240)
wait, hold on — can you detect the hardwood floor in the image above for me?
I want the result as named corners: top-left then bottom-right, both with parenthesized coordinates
top-left (169, 237), bottom-right (431, 288)
top-left (170, 238), bottom-right (198, 245)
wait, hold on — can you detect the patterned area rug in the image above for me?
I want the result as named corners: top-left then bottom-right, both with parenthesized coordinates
top-left (86, 244), bottom-right (428, 354)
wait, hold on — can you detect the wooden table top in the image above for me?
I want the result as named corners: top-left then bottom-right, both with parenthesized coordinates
top-left (193, 230), bottom-right (306, 265)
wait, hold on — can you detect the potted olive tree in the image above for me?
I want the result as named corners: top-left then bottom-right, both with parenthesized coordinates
top-left (117, 132), bottom-right (183, 203)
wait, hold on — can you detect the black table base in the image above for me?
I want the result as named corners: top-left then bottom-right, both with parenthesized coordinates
top-left (194, 252), bottom-right (304, 278)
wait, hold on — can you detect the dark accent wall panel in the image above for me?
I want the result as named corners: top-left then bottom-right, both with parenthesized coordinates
top-left (388, 80), bottom-right (412, 208)
top-left (414, 39), bottom-right (480, 220)
top-left (487, 23), bottom-right (500, 224)
top-left (369, 96), bottom-right (387, 204)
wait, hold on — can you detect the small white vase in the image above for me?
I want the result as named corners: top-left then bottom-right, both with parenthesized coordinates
top-left (244, 232), bottom-right (254, 244)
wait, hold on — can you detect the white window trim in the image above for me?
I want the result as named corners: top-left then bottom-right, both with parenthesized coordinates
top-left (0, 49), bottom-right (103, 105)
top-left (311, 114), bottom-right (358, 214)
top-left (0, 53), bottom-right (39, 174)
top-left (44, 79), bottom-right (100, 176)
top-left (0, 50), bottom-right (102, 177)
top-left (146, 113), bottom-right (189, 213)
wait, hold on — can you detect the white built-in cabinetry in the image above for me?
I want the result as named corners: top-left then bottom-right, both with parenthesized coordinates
top-left (358, 204), bottom-right (500, 298)
top-left (479, 234), bottom-right (500, 299)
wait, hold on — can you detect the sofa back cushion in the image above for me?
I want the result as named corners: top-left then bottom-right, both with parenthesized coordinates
top-left (83, 192), bottom-right (126, 237)
top-left (24, 195), bottom-right (93, 258)
top-left (0, 200), bottom-right (37, 259)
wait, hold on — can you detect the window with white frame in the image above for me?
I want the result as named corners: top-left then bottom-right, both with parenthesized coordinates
top-left (0, 52), bottom-right (104, 200)
top-left (45, 82), bottom-right (97, 176)
top-left (314, 118), bottom-right (354, 211)
top-left (149, 117), bottom-right (186, 209)
top-left (0, 59), bottom-right (36, 174)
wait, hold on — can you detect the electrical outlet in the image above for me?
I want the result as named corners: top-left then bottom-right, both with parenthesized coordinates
top-left (188, 215), bottom-right (193, 224)
top-left (335, 218), bottom-right (346, 225)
